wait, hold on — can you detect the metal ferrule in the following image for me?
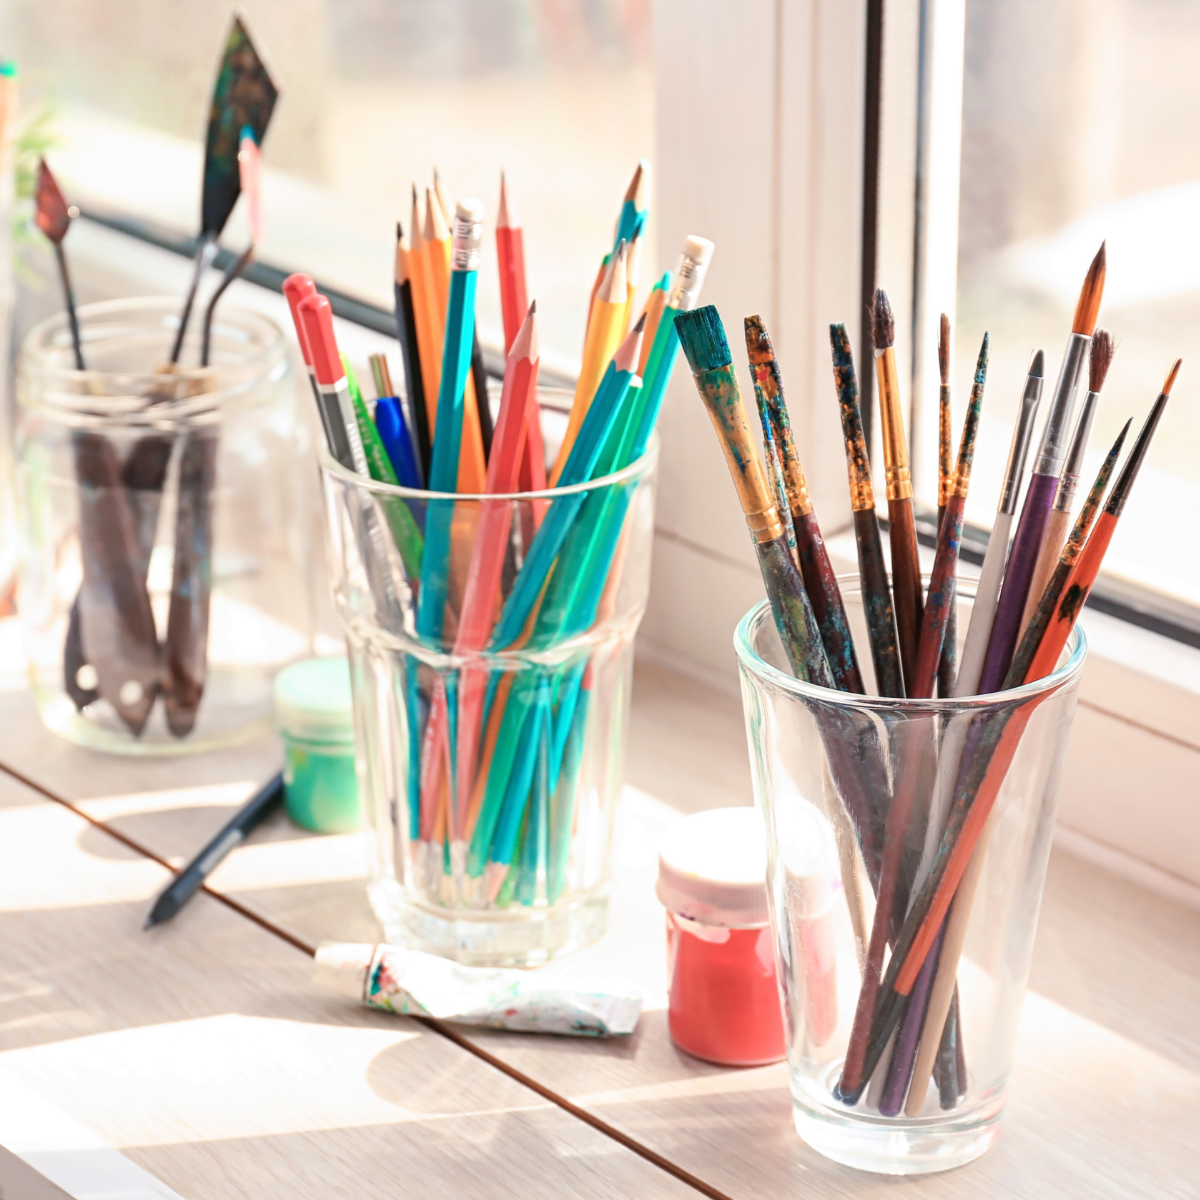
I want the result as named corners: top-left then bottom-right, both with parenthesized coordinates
top-left (999, 370), bottom-right (1043, 514)
top-left (451, 214), bottom-right (483, 271)
top-left (746, 503), bottom-right (785, 545)
top-left (668, 253), bottom-right (711, 313)
top-left (1032, 333), bottom-right (1088, 477)
top-left (874, 351), bottom-right (912, 501)
top-left (1053, 389), bottom-right (1098, 513)
top-left (849, 470), bottom-right (875, 513)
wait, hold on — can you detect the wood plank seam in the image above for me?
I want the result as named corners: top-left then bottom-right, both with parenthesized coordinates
top-left (0, 760), bottom-right (735, 1200)
top-left (1078, 696), bottom-right (1200, 757)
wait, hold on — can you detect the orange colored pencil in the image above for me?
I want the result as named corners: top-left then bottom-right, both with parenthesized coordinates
top-left (408, 186), bottom-right (441, 424)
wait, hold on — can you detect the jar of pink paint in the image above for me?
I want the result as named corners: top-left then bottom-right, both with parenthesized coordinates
top-left (656, 807), bottom-right (786, 1067)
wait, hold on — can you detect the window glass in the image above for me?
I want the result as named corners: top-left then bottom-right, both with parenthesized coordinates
top-left (948, 0), bottom-right (1200, 604)
top-left (0, 0), bottom-right (654, 362)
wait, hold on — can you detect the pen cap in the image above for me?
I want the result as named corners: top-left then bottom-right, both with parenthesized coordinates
top-left (283, 273), bottom-right (317, 364)
top-left (296, 293), bottom-right (343, 387)
top-left (313, 942), bottom-right (374, 1000)
top-left (273, 656), bottom-right (355, 745)
top-left (656, 807), bottom-right (770, 927)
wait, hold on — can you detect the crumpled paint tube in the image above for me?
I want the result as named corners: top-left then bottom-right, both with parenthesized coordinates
top-left (314, 942), bottom-right (642, 1037)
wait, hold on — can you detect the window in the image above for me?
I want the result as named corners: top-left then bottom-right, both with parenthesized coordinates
top-left (907, 0), bottom-right (1200, 617)
top-left (0, 0), bottom-right (654, 366)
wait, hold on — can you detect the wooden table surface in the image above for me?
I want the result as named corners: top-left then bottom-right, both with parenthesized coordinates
top-left (1, 624), bottom-right (1197, 1199)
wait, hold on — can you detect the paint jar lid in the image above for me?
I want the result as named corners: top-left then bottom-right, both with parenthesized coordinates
top-left (656, 808), bottom-right (769, 928)
top-left (274, 656), bottom-right (355, 744)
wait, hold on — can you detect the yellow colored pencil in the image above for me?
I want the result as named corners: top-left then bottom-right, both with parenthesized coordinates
top-left (550, 241), bottom-right (628, 485)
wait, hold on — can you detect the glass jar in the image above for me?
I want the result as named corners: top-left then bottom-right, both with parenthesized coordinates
top-left (657, 807), bottom-right (787, 1067)
top-left (321, 423), bottom-right (658, 966)
top-left (735, 577), bottom-right (1086, 1175)
top-left (15, 297), bottom-right (314, 753)
top-left (274, 655), bottom-right (362, 833)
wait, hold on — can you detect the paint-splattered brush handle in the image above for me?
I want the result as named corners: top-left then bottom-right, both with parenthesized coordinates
top-left (936, 502), bottom-right (957, 699)
top-left (755, 534), bottom-right (834, 689)
top-left (852, 508), bottom-right (903, 698)
top-left (911, 493), bottom-right (966, 697)
top-left (794, 512), bottom-right (864, 694)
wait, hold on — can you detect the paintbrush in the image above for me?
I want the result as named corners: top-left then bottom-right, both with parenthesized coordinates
top-left (1019, 329), bottom-right (1114, 635)
top-left (872, 332), bottom-right (987, 1116)
top-left (1024, 361), bottom-right (1179, 684)
top-left (170, 14), bottom-right (278, 365)
top-left (872, 289), bottom-right (924, 691)
top-left (676, 306), bottom-right (832, 687)
top-left (976, 243), bottom-right (1106, 693)
top-left (830, 324), bottom-right (903, 697)
top-left (747, 315), bottom-right (864, 693)
top-left (954, 350), bottom-right (1043, 696)
top-left (1008, 419), bottom-right (1130, 688)
top-left (936, 314), bottom-right (957, 697)
top-left (910, 333), bottom-right (988, 697)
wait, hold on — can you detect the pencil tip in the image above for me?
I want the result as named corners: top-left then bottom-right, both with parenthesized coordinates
top-left (528, 298), bottom-right (536, 315)
top-left (633, 311), bottom-right (647, 332)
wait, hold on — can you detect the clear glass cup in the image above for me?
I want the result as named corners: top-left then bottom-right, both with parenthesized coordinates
top-left (321, 413), bottom-right (658, 966)
top-left (15, 297), bottom-right (314, 753)
top-left (735, 576), bottom-right (1086, 1175)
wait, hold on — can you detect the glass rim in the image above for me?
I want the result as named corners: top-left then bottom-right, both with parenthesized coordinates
top-left (20, 296), bottom-right (288, 418)
top-left (733, 575), bottom-right (1087, 711)
top-left (318, 430), bottom-right (660, 502)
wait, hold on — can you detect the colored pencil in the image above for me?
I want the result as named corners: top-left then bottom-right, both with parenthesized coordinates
top-left (496, 173), bottom-right (546, 497)
top-left (676, 306), bottom-right (833, 688)
top-left (829, 324), bottom-right (904, 698)
top-left (872, 289), bottom-right (924, 691)
top-left (552, 242), bottom-right (628, 484)
top-left (747, 315), bottom-right (865, 694)
top-left (1024, 362), bottom-right (1179, 685)
top-left (615, 159), bottom-right (650, 250)
top-left (977, 243), bottom-right (1106, 693)
top-left (954, 351), bottom-right (1043, 696)
top-left (638, 274), bottom-right (671, 376)
top-left (417, 199), bottom-right (485, 644)
top-left (1020, 329), bottom-right (1113, 635)
top-left (394, 221), bottom-right (432, 479)
top-left (936, 315), bottom-right (957, 698)
top-left (454, 305), bottom-right (540, 832)
top-left (408, 187), bottom-right (442, 424)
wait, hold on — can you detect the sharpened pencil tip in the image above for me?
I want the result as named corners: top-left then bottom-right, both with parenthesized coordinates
top-left (633, 311), bottom-right (647, 332)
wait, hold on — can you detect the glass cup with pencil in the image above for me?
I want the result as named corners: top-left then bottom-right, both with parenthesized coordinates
top-left (288, 162), bottom-right (714, 965)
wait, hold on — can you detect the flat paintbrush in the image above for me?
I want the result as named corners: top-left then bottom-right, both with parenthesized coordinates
top-left (977, 243), bottom-right (1106, 693)
top-left (676, 306), bottom-right (832, 687)
top-left (936, 315), bottom-right (957, 697)
top-left (830, 323), bottom-right (903, 697)
top-left (1019, 329), bottom-right (1113, 636)
top-left (872, 289), bottom-right (923, 692)
top-left (747, 316), bottom-right (865, 694)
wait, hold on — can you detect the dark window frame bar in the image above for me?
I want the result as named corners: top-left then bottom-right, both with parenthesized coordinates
top-left (81, 210), bottom-right (1200, 652)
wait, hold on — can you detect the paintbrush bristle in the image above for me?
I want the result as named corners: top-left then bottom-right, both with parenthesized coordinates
top-left (1071, 242), bottom-right (1106, 335)
top-left (744, 314), bottom-right (773, 364)
top-left (938, 314), bottom-right (950, 385)
top-left (35, 158), bottom-right (73, 245)
top-left (1030, 349), bottom-right (1045, 378)
top-left (1088, 329), bottom-right (1114, 394)
top-left (1163, 358), bottom-right (1183, 395)
top-left (676, 305), bottom-right (731, 373)
top-left (871, 289), bottom-right (895, 350)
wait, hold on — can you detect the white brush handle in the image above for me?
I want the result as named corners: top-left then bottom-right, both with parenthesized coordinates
top-left (1020, 506), bottom-right (1071, 636)
top-left (956, 509), bottom-right (1012, 698)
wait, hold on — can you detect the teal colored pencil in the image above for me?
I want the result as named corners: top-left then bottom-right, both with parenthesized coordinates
top-left (416, 199), bottom-right (484, 644)
top-left (547, 684), bottom-right (590, 904)
top-left (614, 160), bottom-right (649, 250)
top-left (515, 687), bottom-right (552, 905)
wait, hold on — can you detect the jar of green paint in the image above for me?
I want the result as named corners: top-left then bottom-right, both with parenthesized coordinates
top-left (274, 657), bottom-right (361, 833)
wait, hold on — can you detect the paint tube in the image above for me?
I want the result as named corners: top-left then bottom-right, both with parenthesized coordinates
top-left (314, 942), bottom-right (642, 1037)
